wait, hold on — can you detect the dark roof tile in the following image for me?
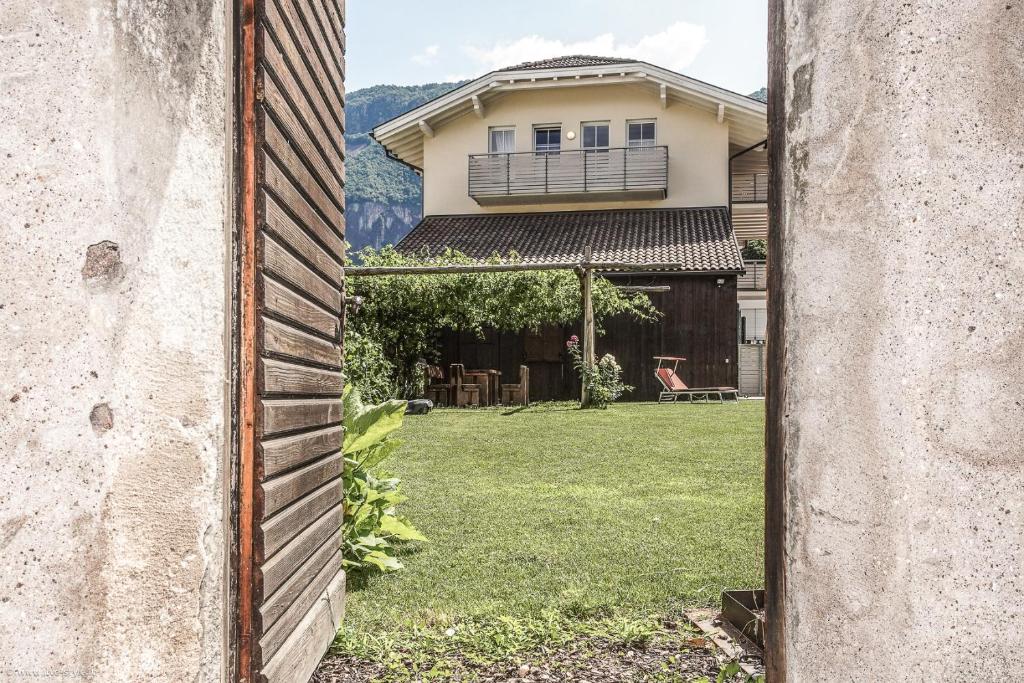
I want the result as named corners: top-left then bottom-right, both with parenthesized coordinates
top-left (396, 207), bottom-right (744, 272)
top-left (496, 55), bottom-right (637, 72)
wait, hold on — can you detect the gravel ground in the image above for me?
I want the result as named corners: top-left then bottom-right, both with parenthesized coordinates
top-left (314, 635), bottom-right (730, 683)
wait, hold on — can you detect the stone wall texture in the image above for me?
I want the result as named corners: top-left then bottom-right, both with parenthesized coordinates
top-left (775, 0), bottom-right (1024, 679)
top-left (0, 1), bottom-right (231, 681)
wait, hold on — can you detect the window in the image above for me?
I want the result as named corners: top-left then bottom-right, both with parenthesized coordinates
top-left (740, 303), bottom-right (768, 343)
top-left (627, 120), bottom-right (657, 148)
top-left (534, 126), bottom-right (561, 153)
top-left (582, 122), bottom-right (610, 150)
top-left (488, 127), bottom-right (515, 154)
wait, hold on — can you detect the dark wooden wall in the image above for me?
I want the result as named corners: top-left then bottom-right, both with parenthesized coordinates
top-left (241, 0), bottom-right (346, 681)
top-left (440, 275), bottom-right (738, 402)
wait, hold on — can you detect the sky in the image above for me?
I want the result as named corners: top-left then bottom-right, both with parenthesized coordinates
top-left (346, 1), bottom-right (768, 95)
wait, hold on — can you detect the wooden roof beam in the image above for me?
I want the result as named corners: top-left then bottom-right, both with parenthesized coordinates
top-left (471, 95), bottom-right (484, 119)
top-left (418, 120), bottom-right (434, 138)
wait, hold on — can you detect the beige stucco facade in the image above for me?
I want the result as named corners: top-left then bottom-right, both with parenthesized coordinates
top-left (422, 84), bottom-right (730, 216)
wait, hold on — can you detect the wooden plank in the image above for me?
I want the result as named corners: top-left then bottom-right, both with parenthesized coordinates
top-left (260, 565), bottom-right (345, 683)
top-left (262, 451), bottom-right (343, 515)
top-left (263, 316), bottom-right (342, 369)
top-left (765, 0), bottom-right (787, 677)
top-left (262, 233), bottom-right (342, 312)
top-left (262, 397), bottom-right (342, 437)
top-left (274, 0), bottom-right (345, 113)
top-left (263, 26), bottom-right (345, 163)
top-left (299, 0), bottom-right (346, 95)
top-left (260, 505), bottom-right (343, 596)
top-left (264, 190), bottom-right (343, 284)
top-left (261, 358), bottom-right (343, 397)
top-left (261, 539), bottom-right (340, 632)
top-left (266, 0), bottom-right (345, 128)
top-left (262, 72), bottom-right (345, 200)
top-left (264, 155), bottom-right (344, 252)
top-left (261, 549), bottom-right (342, 660)
top-left (263, 13), bottom-right (344, 151)
top-left (261, 274), bottom-right (340, 339)
top-left (262, 478), bottom-right (343, 557)
top-left (263, 113), bottom-right (343, 227)
top-left (261, 423), bottom-right (343, 477)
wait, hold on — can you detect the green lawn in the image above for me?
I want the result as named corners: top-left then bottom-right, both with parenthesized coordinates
top-left (335, 401), bottom-right (764, 676)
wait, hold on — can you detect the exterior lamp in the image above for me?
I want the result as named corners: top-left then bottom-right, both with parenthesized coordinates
top-left (566, 130), bottom-right (576, 141)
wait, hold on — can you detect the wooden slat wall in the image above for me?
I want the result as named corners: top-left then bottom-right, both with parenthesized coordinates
top-left (439, 275), bottom-right (738, 402)
top-left (251, 0), bottom-right (346, 681)
top-left (733, 205), bottom-right (769, 244)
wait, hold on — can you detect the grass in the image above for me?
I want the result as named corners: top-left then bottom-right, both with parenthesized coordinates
top-left (334, 401), bottom-right (765, 678)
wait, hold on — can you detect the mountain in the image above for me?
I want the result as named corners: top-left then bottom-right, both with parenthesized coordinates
top-left (342, 82), bottom-right (769, 253)
top-left (344, 82), bottom-right (462, 253)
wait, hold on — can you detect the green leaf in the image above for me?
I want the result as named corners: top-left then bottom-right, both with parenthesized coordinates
top-left (344, 396), bottom-right (407, 455)
top-left (379, 515), bottom-right (428, 542)
top-left (363, 550), bottom-right (404, 572)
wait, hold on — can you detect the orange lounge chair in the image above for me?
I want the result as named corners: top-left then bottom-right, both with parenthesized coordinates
top-left (654, 356), bottom-right (739, 404)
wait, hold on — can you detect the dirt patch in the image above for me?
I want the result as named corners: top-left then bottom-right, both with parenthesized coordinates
top-left (315, 634), bottom-right (729, 682)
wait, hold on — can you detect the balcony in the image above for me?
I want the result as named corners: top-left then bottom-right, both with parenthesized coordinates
top-left (468, 146), bottom-right (669, 206)
top-left (731, 172), bottom-right (768, 203)
top-left (738, 259), bottom-right (767, 290)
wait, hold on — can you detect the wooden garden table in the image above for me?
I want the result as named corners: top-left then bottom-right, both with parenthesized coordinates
top-left (465, 369), bottom-right (501, 406)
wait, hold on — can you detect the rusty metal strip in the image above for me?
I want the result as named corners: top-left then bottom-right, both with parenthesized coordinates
top-left (238, 0), bottom-right (258, 679)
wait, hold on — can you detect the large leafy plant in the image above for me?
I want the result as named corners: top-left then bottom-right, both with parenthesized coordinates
top-left (342, 385), bottom-right (426, 573)
top-left (565, 336), bottom-right (633, 408)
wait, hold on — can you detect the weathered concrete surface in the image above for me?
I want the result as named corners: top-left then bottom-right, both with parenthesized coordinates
top-left (0, 1), bottom-right (231, 681)
top-left (774, 0), bottom-right (1024, 679)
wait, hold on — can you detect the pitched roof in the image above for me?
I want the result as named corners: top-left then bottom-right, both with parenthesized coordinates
top-left (495, 55), bottom-right (636, 72)
top-left (396, 207), bottom-right (744, 272)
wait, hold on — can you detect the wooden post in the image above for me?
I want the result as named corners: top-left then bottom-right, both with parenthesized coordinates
top-left (580, 246), bottom-right (596, 407)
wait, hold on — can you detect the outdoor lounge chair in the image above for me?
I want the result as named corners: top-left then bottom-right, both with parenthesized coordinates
top-left (449, 364), bottom-right (481, 407)
top-left (654, 356), bottom-right (739, 404)
top-left (500, 365), bottom-right (530, 406)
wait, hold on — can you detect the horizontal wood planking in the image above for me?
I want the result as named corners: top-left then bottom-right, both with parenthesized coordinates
top-left (262, 478), bottom-right (343, 557)
top-left (261, 358), bottom-right (343, 397)
top-left (264, 191), bottom-right (343, 284)
top-left (261, 67), bottom-right (345, 198)
top-left (261, 43), bottom-right (345, 187)
top-left (315, 0), bottom-right (345, 54)
top-left (300, 0), bottom-right (346, 92)
top-left (262, 16), bottom-right (344, 158)
top-left (262, 398), bottom-right (342, 437)
top-left (262, 233), bottom-right (342, 312)
top-left (260, 566), bottom-right (345, 683)
top-left (260, 551), bottom-right (343, 660)
top-left (262, 316), bottom-right (342, 368)
top-left (275, 0), bottom-right (345, 111)
top-left (261, 539), bottom-right (339, 632)
top-left (266, 0), bottom-right (345, 129)
top-left (260, 505), bottom-right (343, 597)
top-left (263, 161), bottom-right (345, 258)
top-left (261, 423), bottom-right (343, 477)
top-left (261, 275), bottom-right (340, 339)
top-left (263, 120), bottom-right (343, 231)
top-left (262, 451), bottom-right (343, 515)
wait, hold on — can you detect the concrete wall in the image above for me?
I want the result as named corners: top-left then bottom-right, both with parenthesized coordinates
top-left (772, 0), bottom-right (1024, 679)
top-left (0, 1), bottom-right (232, 681)
top-left (422, 83), bottom-right (730, 215)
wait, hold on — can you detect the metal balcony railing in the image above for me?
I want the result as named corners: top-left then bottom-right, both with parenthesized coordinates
top-left (468, 146), bottom-right (668, 204)
top-left (738, 259), bottom-right (767, 290)
top-left (732, 172), bottom-right (769, 203)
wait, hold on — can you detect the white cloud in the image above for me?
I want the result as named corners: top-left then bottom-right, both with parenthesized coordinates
top-left (411, 44), bottom-right (440, 66)
top-left (463, 22), bottom-right (708, 74)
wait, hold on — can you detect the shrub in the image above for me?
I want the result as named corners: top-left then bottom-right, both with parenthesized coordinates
top-left (565, 336), bottom-right (632, 408)
top-left (741, 239), bottom-right (767, 260)
top-left (342, 386), bottom-right (426, 574)
top-left (344, 326), bottom-right (397, 404)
